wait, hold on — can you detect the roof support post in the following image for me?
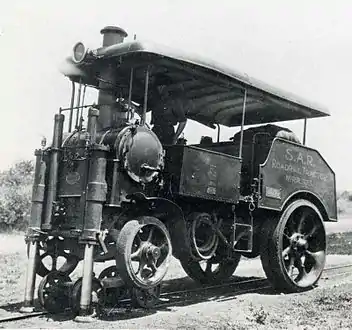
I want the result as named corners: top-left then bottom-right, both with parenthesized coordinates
top-left (239, 88), bottom-right (247, 159)
top-left (127, 68), bottom-right (134, 121)
top-left (141, 66), bottom-right (150, 126)
top-left (303, 118), bottom-right (307, 145)
top-left (75, 79), bottom-right (83, 129)
top-left (68, 81), bottom-right (76, 133)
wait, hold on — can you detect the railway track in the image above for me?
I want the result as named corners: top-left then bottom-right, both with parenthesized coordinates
top-left (1, 263), bottom-right (352, 324)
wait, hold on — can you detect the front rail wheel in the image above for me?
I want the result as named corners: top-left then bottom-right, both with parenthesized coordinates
top-left (180, 248), bottom-right (241, 285)
top-left (116, 217), bottom-right (172, 290)
top-left (260, 199), bottom-right (326, 293)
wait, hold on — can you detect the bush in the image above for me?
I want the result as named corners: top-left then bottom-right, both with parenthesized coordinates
top-left (0, 160), bottom-right (34, 232)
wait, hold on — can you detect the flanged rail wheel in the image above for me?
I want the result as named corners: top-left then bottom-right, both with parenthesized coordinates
top-left (37, 271), bottom-right (71, 313)
top-left (116, 217), bottom-right (172, 290)
top-left (180, 243), bottom-right (241, 285)
top-left (98, 265), bottom-right (129, 305)
top-left (71, 277), bottom-right (105, 315)
top-left (260, 199), bottom-right (326, 293)
top-left (131, 285), bottom-right (161, 309)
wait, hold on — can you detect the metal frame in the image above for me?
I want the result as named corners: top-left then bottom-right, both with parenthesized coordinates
top-left (239, 89), bottom-right (247, 159)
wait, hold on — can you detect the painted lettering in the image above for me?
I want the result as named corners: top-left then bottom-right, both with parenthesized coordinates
top-left (285, 148), bottom-right (294, 161)
top-left (297, 152), bottom-right (304, 164)
top-left (307, 154), bottom-right (314, 167)
top-left (285, 174), bottom-right (313, 187)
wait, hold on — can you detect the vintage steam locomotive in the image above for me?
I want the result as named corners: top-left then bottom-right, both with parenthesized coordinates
top-left (21, 26), bottom-right (336, 320)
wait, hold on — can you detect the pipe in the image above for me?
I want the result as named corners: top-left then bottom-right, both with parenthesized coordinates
top-left (75, 81), bottom-right (82, 129)
top-left (77, 243), bottom-right (95, 316)
top-left (97, 26), bottom-right (128, 131)
top-left (79, 85), bottom-right (87, 129)
top-left (42, 114), bottom-right (64, 230)
top-left (141, 67), bottom-right (150, 126)
top-left (239, 89), bottom-right (247, 159)
top-left (20, 241), bottom-right (39, 312)
top-left (28, 149), bottom-right (46, 234)
top-left (303, 118), bottom-right (307, 145)
top-left (68, 81), bottom-right (76, 132)
top-left (87, 107), bottom-right (99, 144)
top-left (216, 124), bottom-right (220, 142)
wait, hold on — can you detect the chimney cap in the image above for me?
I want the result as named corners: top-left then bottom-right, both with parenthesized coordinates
top-left (100, 26), bottom-right (128, 37)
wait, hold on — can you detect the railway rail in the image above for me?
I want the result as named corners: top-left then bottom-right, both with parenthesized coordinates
top-left (1, 263), bottom-right (352, 324)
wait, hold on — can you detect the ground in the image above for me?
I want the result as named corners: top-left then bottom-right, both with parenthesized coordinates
top-left (0, 216), bottom-right (351, 329)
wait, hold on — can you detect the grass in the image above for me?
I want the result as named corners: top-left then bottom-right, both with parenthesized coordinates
top-left (326, 231), bottom-right (352, 255)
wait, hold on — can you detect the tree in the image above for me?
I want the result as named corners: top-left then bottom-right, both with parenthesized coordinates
top-left (0, 160), bottom-right (34, 231)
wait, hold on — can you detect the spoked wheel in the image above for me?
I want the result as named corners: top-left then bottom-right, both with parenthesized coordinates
top-left (260, 199), bottom-right (326, 293)
top-left (32, 237), bottom-right (79, 277)
top-left (71, 277), bottom-right (105, 315)
top-left (188, 212), bottom-right (219, 261)
top-left (130, 284), bottom-right (161, 309)
top-left (37, 271), bottom-right (71, 313)
top-left (180, 244), bottom-right (242, 285)
top-left (116, 217), bottom-right (172, 290)
top-left (98, 266), bottom-right (129, 305)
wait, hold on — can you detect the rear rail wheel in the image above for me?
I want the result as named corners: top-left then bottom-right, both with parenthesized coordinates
top-left (260, 199), bottom-right (326, 293)
top-left (98, 266), bottom-right (129, 306)
top-left (70, 277), bottom-right (105, 316)
top-left (130, 285), bottom-right (161, 309)
top-left (37, 271), bottom-right (72, 313)
top-left (180, 242), bottom-right (241, 285)
top-left (116, 217), bottom-right (172, 290)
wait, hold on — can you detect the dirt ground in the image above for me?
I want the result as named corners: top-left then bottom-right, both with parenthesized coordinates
top-left (0, 216), bottom-right (352, 329)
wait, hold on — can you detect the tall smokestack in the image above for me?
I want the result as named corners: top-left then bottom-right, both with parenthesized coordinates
top-left (97, 26), bottom-right (128, 130)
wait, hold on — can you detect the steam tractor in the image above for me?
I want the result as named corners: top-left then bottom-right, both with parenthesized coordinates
top-left (21, 26), bottom-right (336, 320)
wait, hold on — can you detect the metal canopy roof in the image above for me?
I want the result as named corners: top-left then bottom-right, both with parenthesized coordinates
top-left (62, 40), bottom-right (330, 128)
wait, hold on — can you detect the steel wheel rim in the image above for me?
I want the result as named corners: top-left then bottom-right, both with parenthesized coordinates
top-left (280, 204), bottom-right (326, 288)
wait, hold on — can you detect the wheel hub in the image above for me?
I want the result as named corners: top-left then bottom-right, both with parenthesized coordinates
top-left (141, 243), bottom-right (161, 262)
top-left (290, 233), bottom-right (308, 251)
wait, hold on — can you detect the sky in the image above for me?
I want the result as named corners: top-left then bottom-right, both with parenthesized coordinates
top-left (0, 0), bottom-right (351, 190)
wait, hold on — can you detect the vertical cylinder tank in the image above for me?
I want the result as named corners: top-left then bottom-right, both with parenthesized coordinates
top-left (97, 26), bottom-right (128, 131)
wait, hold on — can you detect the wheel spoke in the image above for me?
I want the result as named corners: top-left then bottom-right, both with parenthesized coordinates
top-left (303, 225), bottom-right (318, 240)
top-left (135, 233), bottom-right (142, 244)
top-left (287, 256), bottom-right (295, 277)
top-left (205, 261), bottom-right (213, 275)
top-left (136, 259), bottom-right (146, 276)
top-left (147, 227), bottom-right (154, 243)
top-left (296, 258), bottom-right (307, 280)
top-left (52, 257), bottom-right (57, 271)
top-left (159, 241), bottom-right (169, 253)
top-left (297, 211), bottom-right (307, 234)
top-left (149, 261), bottom-right (157, 274)
top-left (282, 246), bottom-right (291, 258)
top-left (305, 250), bottom-right (325, 268)
top-left (131, 248), bottom-right (142, 261)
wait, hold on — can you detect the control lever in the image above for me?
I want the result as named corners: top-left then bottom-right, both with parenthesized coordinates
top-left (97, 230), bottom-right (108, 254)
